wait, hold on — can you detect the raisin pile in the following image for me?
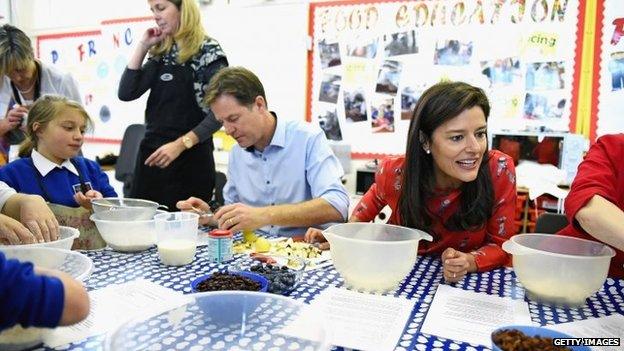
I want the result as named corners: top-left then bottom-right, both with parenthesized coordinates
top-left (249, 263), bottom-right (298, 294)
top-left (492, 329), bottom-right (572, 351)
top-left (195, 272), bottom-right (261, 292)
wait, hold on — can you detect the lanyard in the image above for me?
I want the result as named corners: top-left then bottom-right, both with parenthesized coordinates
top-left (10, 61), bottom-right (42, 106)
top-left (29, 158), bottom-right (88, 203)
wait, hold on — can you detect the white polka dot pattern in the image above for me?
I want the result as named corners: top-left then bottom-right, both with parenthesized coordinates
top-left (31, 238), bottom-right (624, 351)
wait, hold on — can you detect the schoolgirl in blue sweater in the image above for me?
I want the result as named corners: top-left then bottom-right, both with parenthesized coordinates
top-left (0, 95), bottom-right (117, 209)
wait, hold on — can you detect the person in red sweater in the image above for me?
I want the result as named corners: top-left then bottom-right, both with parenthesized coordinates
top-left (558, 134), bottom-right (624, 278)
top-left (306, 82), bottom-right (517, 282)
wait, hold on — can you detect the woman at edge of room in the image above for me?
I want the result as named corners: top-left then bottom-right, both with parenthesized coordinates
top-left (305, 81), bottom-right (517, 283)
top-left (118, 0), bottom-right (228, 210)
top-left (0, 95), bottom-right (117, 249)
top-left (0, 24), bottom-right (82, 165)
top-left (557, 133), bottom-right (624, 279)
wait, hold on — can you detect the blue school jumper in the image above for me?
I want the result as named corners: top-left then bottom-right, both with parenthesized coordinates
top-left (0, 252), bottom-right (65, 331)
top-left (0, 156), bottom-right (117, 207)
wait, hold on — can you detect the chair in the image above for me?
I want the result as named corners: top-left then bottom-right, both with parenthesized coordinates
top-left (212, 171), bottom-right (227, 207)
top-left (115, 124), bottom-right (146, 197)
top-left (534, 212), bottom-right (569, 234)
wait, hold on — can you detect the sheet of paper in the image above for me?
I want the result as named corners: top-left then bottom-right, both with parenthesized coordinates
top-left (301, 286), bottom-right (415, 351)
top-left (547, 314), bottom-right (624, 351)
top-left (43, 279), bottom-right (193, 348)
top-left (420, 284), bottom-right (533, 347)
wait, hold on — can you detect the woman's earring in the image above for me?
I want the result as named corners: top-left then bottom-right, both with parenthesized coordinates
top-left (424, 148), bottom-right (431, 154)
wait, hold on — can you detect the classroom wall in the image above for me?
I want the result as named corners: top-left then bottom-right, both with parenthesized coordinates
top-left (9, 0), bottom-right (366, 195)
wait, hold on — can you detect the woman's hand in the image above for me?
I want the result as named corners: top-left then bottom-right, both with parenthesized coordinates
top-left (304, 228), bottom-right (329, 250)
top-left (145, 140), bottom-right (185, 168)
top-left (139, 27), bottom-right (166, 51)
top-left (74, 190), bottom-right (103, 211)
top-left (441, 248), bottom-right (477, 283)
top-left (0, 105), bottom-right (27, 134)
top-left (0, 214), bottom-right (37, 245)
top-left (20, 194), bottom-right (59, 242)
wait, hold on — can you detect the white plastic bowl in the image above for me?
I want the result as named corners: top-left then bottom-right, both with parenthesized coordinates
top-left (90, 211), bottom-right (165, 252)
top-left (324, 223), bottom-right (432, 292)
top-left (91, 197), bottom-right (162, 221)
top-left (503, 234), bottom-right (615, 306)
top-left (0, 246), bottom-right (93, 281)
top-left (0, 247), bottom-right (93, 351)
top-left (0, 226), bottom-right (79, 250)
top-left (105, 291), bottom-right (329, 351)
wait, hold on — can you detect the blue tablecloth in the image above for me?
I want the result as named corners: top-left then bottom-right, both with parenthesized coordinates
top-left (34, 245), bottom-right (624, 351)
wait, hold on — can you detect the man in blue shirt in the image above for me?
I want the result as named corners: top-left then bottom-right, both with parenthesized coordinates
top-left (177, 67), bottom-right (348, 237)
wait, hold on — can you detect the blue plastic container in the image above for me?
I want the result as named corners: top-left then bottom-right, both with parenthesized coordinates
top-left (190, 271), bottom-right (269, 293)
top-left (491, 325), bottom-right (591, 351)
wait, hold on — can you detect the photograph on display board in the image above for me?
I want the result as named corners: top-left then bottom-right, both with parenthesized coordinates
top-left (525, 61), bottom-right (565, 90)
top-left (608, 51), bottom-right (624, 91)
top-left (343, 88), bottom-right (368, 122)
top-left (319, 74), bottom-right (341, 103)
top-left (375, 60), bottom-right (402, 95)
top-left (384, 30), bottom-right (418, 57)
top-left (400, 85), bottom-right (422, 120)
top-left (371, 95), bottom-right (395, 133)
top-left (317, 105), bottom-right (343, 141)
top-left (523, 92), bottom-right (567, 120)
top-left (480, 58), bottom-right (521, 87)
top-left (346, 38), bottom-right (378, 59)
top-left (434, 39), bottom-right (473, 66)
top-left (318, 40), bottom-right (342, 68)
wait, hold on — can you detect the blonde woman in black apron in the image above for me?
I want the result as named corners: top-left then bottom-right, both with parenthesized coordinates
top-left (118, 0), bottom-right (228, 210)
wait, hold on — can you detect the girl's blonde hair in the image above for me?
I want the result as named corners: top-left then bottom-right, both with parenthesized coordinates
top-left (18, 95), bottom-right (93, 158)
top-left (150, 0), bottom-right (206, 63)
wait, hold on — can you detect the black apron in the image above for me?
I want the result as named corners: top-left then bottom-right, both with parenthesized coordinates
top-left (130, 62), bottom-right (215, 210)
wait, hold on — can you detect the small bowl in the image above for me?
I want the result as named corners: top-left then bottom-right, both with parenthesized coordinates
top-left (190, 271), bottom-right (269, 293)
top-left (229, 256), bottom-right (305, 295)
top-left (0, 226), bottom-right (79, 250)
top-left (91, 197), bottom-right (161, 221)
top-left (491, 325), bottom-right (591, 351)
top-left (90, 211), bottom-right (166, 252)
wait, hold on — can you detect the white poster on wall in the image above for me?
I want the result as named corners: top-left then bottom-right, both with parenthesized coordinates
top-left (596, 0), bottom-right (624, 136)
top-left (36, 30), bottom-right (108, 138)
top-left (309, 0), bottom-right (582, 156)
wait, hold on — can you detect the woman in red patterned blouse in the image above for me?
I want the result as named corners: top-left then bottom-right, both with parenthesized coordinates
top-left (306, 82), bottom-right (517, 282)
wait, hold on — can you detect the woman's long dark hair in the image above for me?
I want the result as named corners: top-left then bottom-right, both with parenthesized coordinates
top-left (398, 81), bottom-right (493, 235)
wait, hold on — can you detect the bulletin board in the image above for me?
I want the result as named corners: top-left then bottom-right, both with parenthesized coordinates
top-left (36, 16), bottom-right (153, 143)
top-left (594, 0), bottom-right (624, 138)
top-left (307, 0), bottom-right (587, 158)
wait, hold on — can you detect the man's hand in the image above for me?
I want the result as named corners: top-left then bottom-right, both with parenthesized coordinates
top-left (177, 197), bottom-right (214, 226)
top-left (0, 213), bottom-right (37, 245)
top-left (145, 140), bottom-right (185, 168)
top-left (73, 190), bottom-right (103, 211)
top-left (20, 194), bottom-right (59, 242)
top-left (215, 203), bottom-right (267, 232)
top-left (303, 227), bottom-right (329, 250)
top-left (441, 248), bottom-right (476, 283)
